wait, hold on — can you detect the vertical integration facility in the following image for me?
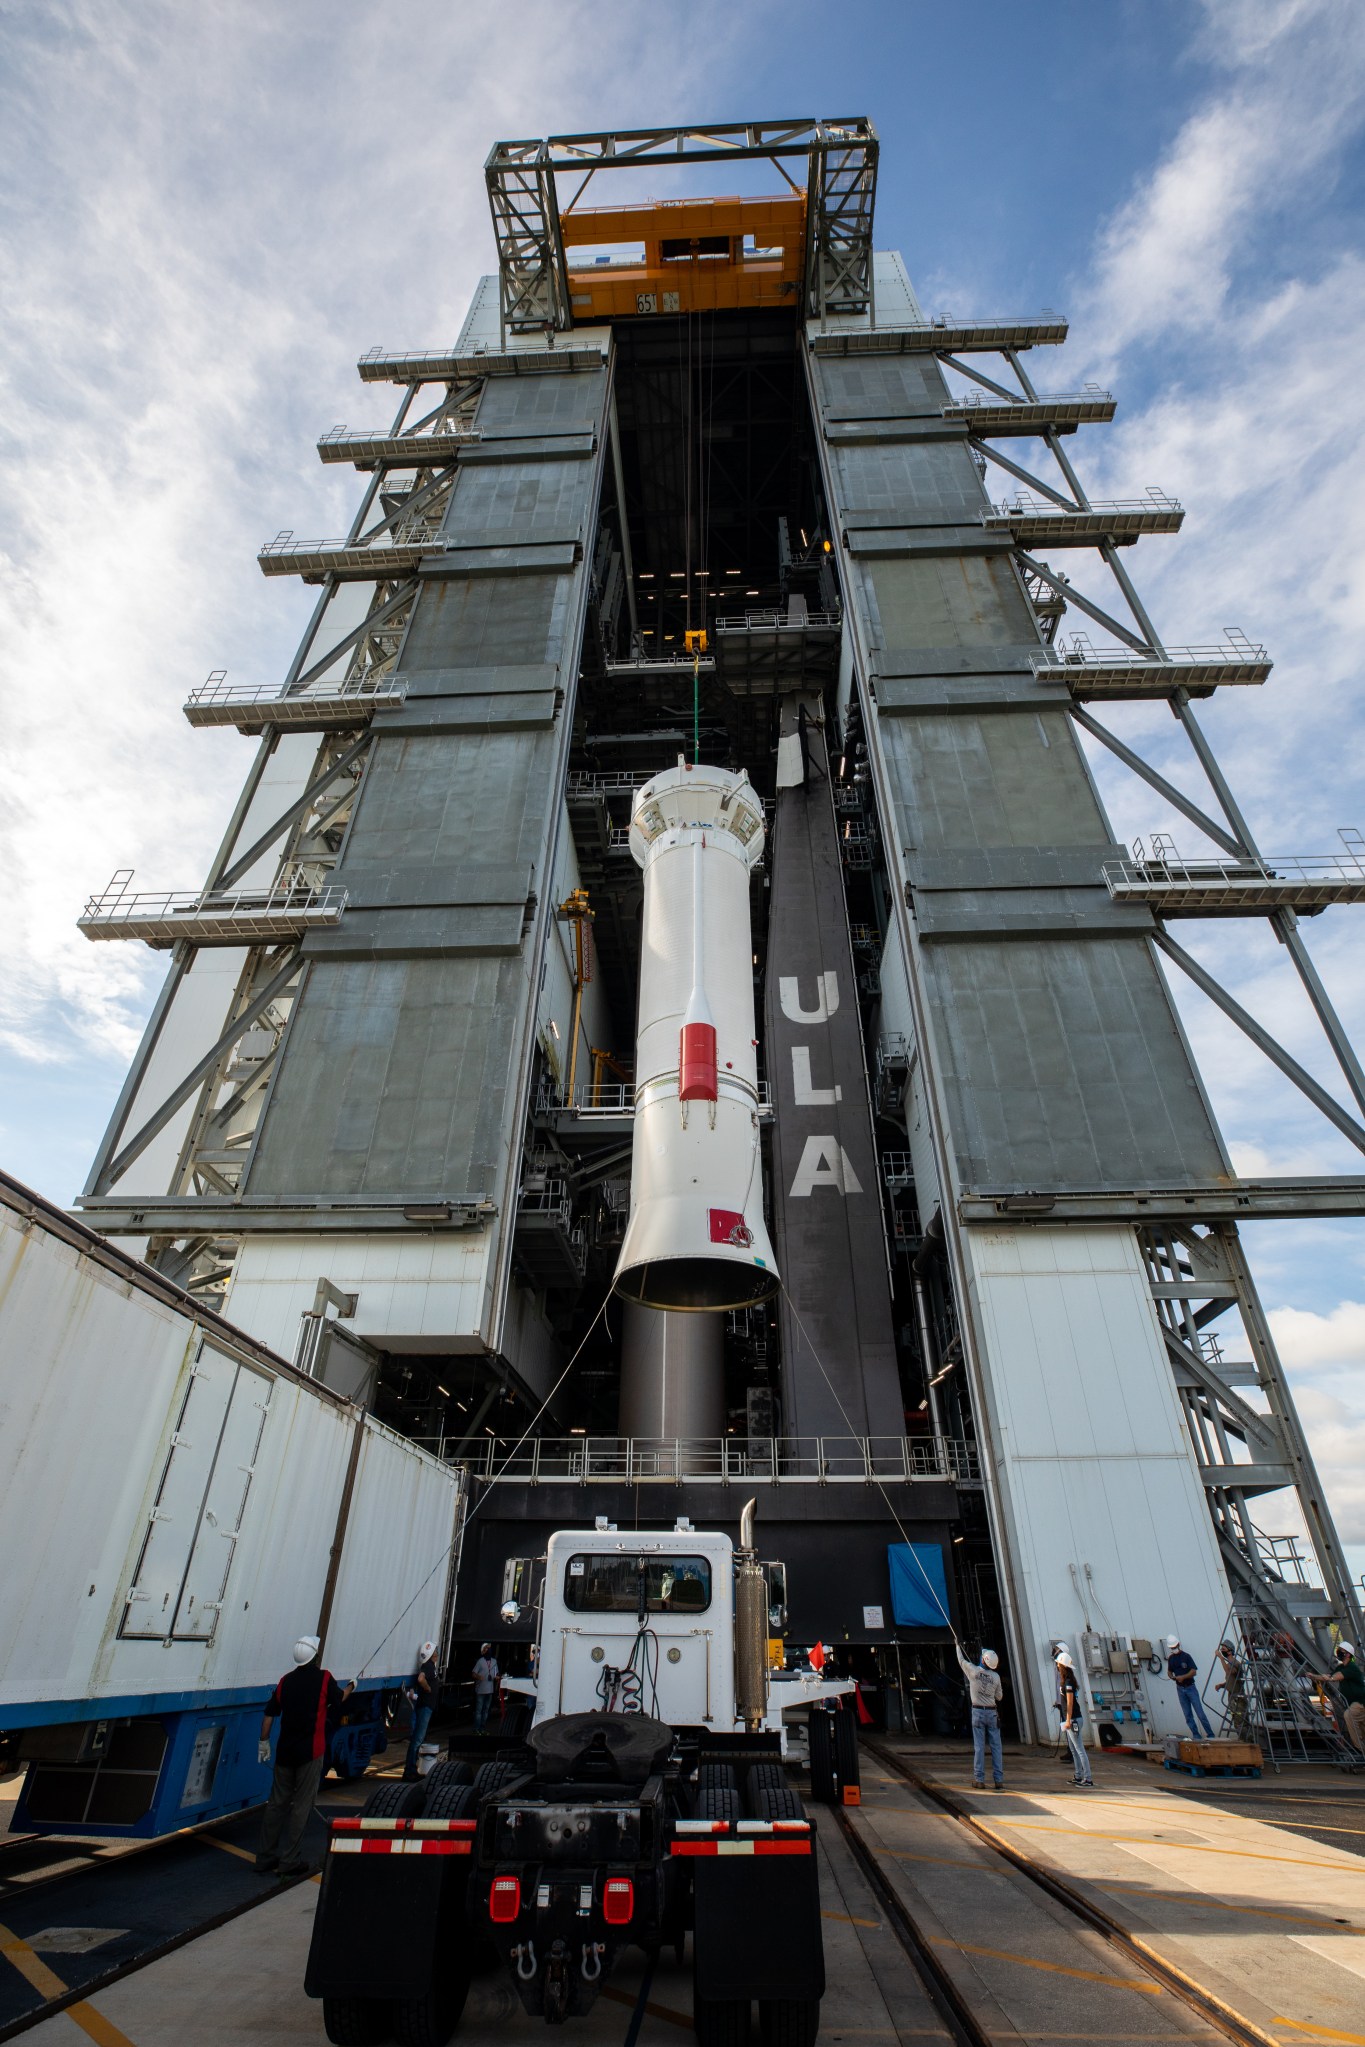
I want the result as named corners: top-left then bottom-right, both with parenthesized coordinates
top-left (77, 120), bottom-right (1364, 1740)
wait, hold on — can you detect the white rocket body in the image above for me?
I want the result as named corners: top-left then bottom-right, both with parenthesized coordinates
top-left (614, 761), bottom-right (779, 1312)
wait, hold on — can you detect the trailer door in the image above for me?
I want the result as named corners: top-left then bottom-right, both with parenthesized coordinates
top-left (119, 1343), bottom-right (272, 1642)
top-left (173, 1350), bottom-right (271, 1639)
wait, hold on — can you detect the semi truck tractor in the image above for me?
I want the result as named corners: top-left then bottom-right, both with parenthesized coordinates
top-left (305, 1502), bottom-right (861, 2046)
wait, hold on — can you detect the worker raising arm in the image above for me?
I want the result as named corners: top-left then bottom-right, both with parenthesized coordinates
top-left (955, 1641), bottom-right (1005, 1791)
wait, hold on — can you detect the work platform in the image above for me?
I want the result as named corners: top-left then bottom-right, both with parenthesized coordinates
top-left (809, 315), bottom-right (1069, 354)
top-left (944, 387), bottom-right (1116, 434)
top-left (1105, 847), bottom-right (1365, 915)
top-left (183, 673), bottom-right (408, 732)
top-left (78, 876), bottom-right (347, 947)
top-left (14, 1741), bottom-right (1365, 2047)
top-left (1033, 636), bottom-right (1273, 700)
top-left (984, 490), bottom-right (1185, 545)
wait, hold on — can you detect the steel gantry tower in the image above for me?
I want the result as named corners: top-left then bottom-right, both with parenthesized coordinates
top-left (77, 118), bottom-right (1362, 1741)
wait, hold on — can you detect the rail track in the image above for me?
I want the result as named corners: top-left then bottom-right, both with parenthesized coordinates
top-left (838, 1738), bottom-right (1284, 2047)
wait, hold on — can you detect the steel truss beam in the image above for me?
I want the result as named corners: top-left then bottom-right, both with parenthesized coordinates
top-left (484, 119), bottom-right (878, 340)
top-left (892, 334), bottom-right (1365, 1652)
top-left (1140, 1222), bottom-right (1363, 1657)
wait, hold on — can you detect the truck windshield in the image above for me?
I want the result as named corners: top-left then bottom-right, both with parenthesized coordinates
top-left (563, 1554), bottom-right (712, 1614)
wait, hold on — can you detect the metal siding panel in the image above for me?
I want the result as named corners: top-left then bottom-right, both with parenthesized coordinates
top-left (322, 1422), bottom-right (462, 1683)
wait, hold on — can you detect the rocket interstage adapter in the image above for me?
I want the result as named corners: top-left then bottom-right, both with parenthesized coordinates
top-left (613, 760), bottom-right (780, 1312)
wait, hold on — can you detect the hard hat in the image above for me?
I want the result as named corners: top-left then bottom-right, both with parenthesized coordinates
top-left (480, 1642), bottom-right (492, 1654)
top-left (1165, 1635), bottom-right (1180, 1650)
top-left (1055, 1647), bottom-right (1074, 1666)
top-left (419, 1641), bottom-right (436, 1661)
top-left (982, 1649), bottom-right (999, 1670)
top-left (1338, 1642), bottom-right (1356, 1659)
top-left (293, 1635), bottom-right (321, 1665)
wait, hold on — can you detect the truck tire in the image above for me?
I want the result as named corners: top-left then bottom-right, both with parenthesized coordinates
top-left (363, 1779), bottom-right (428, 1819)
top-left (392, 1974), bottom-right (469, 2047)
top-left (760, 1999), bottom-right (820, 2047)
top-left (423, 1780), bottom-right (476, 1821)
top-left (695, 1995), bottom-right (750, 2047)
top-left (697, 1763), bottom-right (737, 1793)
top-left (471, 1758), bottom-right (521, 1797)
top-left (422, 1760), bottom-right (473, 1804)
top-left (322, 1997), bottom-right (388, 2046)
top-left (833, 1706), bottom-right (859, 1792)
top-left (807, 1711), bottom-right (836, 1806)
top-left (755, 1786), bottom-right (804, 1822)
top-left (746, 1762), bottom-right (786, 1798)
top-left (696, 1787), bottom-right (740, 1824)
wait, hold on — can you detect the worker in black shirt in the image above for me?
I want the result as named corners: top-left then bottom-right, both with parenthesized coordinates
top-left (255, 1634), bottom-right (354, 1875)
top-left (1054, 1646), bottom-right (1093, 1787)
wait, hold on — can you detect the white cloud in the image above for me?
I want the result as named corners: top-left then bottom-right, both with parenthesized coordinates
top-left (1039, 0), bottom-right (1365, 1568)
top-left (0, 0), bottom-right (736, 1076)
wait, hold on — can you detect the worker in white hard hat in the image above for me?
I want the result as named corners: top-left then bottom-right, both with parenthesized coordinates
top-left (1054, 1646), bottom-right (1093, 1786)
top-left (472, 1641), bottom-right (501, 1735)
top-left (402, 1640), bottom-right (441, 1780)
top-left (954, 1640), bottom-right (1005, 1790)
top-left (1164, 1634), bottom-right (1215, 1739)
top-left (1324, 1642), bottom-right (1365, 1753)
top-left (256, 1636), bottom-right (354, 1874)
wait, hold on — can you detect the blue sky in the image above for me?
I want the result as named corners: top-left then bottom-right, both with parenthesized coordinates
top-left (2, 0), bottom-right (1364, 1565)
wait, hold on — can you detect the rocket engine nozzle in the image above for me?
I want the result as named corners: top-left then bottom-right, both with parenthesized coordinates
top-left (613, 761), bottom-right (779, 1314)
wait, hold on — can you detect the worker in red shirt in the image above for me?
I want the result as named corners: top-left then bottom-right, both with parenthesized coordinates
top-left (255, 1634), bottom-right (353, 1875)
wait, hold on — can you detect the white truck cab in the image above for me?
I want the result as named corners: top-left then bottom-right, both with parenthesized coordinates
top-left (501, 1516), bottom-right (853, 1740)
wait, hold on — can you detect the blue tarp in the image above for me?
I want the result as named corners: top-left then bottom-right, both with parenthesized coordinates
top-left (887, 1542), bottom-right (950, 1629)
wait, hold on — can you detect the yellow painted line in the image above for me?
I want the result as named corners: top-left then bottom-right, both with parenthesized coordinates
top-left (886, 1850), bottom-right (986, 1871)
top-left (0, 1923), bottom-right (137, 2047)
top-left (823, 1909), bottom-right (882, 1929)
top-left (1258, 1820), bottom-right (1365, 1838)
top-left (1274, 2021), bottom-right (1365, 2044)
top-left (989, 1820), bottom-right (1361, 1873)
top-left (926, 1933), bottom-right (1162, 1995)
top-left (0, 1923), bottom-right (67, 2001)
top-left (203, 1834), bottom-right (257, 1865)
top-left (1094, 1878), bottom-right (1365, 1934)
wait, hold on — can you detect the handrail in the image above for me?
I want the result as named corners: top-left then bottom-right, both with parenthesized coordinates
top-left (458, 1433), bottom-right (982, 1484)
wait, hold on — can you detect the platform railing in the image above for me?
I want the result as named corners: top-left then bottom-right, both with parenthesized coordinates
top-left (984, 487), bottom-right (1183, 525)
top-left (185, 668), bottom-right (405, 711)
top-left (1033, 629), bottom-right (1269, 674)
top-left (464, 1434), bottom-right (980, 1485)
top-left (79, 873), bottom-right (348, 930)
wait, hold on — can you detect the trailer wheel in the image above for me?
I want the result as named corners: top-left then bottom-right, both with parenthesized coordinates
top-left (322, 1995), bottom-right (388, 2045)
top-left (746, 1762), bottom-right (786, 1801)
top-left (696, 1787), bottom-right (740, 1824)
top-left (697, 1763), bottom-right (737, 1793)
top-left (755, 1786), bottom-right (805, 1822)
top-left (471, 1758), bottom-right (521, 1797)
top-left (422, 1760), bottom-right (473, 1804)
top-left (695, 1995), bottom-right (750, 2047)
top-left (760, 1998), bottom-right (820, 2047)
top-left (833, 1706), bottom-right (860, 1792)
top-left (392, 1972), bottom-right (470, 2047)
top-left (807, 1711), bottom-right (836, 1806)
top-left (423, 1780), bottom-right (476, 1821)
top-left (362, 1778), bottom-right (428, 1819)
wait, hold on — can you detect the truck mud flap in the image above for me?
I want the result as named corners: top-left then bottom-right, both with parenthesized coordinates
top-left (305, 1850), bottom-right (471, 2002)
top-left (691, 1853), bottom-right (824, 2001)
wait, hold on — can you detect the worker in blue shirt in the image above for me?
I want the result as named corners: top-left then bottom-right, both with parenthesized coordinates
top-left (1165, 1634), bottom-right (1214, 1738)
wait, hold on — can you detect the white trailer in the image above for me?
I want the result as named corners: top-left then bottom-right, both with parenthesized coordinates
top-left (0, 1170), bottom-right (462, 1836)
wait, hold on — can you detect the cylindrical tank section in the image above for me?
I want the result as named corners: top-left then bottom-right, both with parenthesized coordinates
top-left (617, 1301), bottom-right (725, 1441)
top-left (614, 761), bottom-right (780, 1313)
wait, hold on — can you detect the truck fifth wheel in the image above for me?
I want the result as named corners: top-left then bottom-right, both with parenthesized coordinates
top-left (305, 1502), bottom-right (857, 2045)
